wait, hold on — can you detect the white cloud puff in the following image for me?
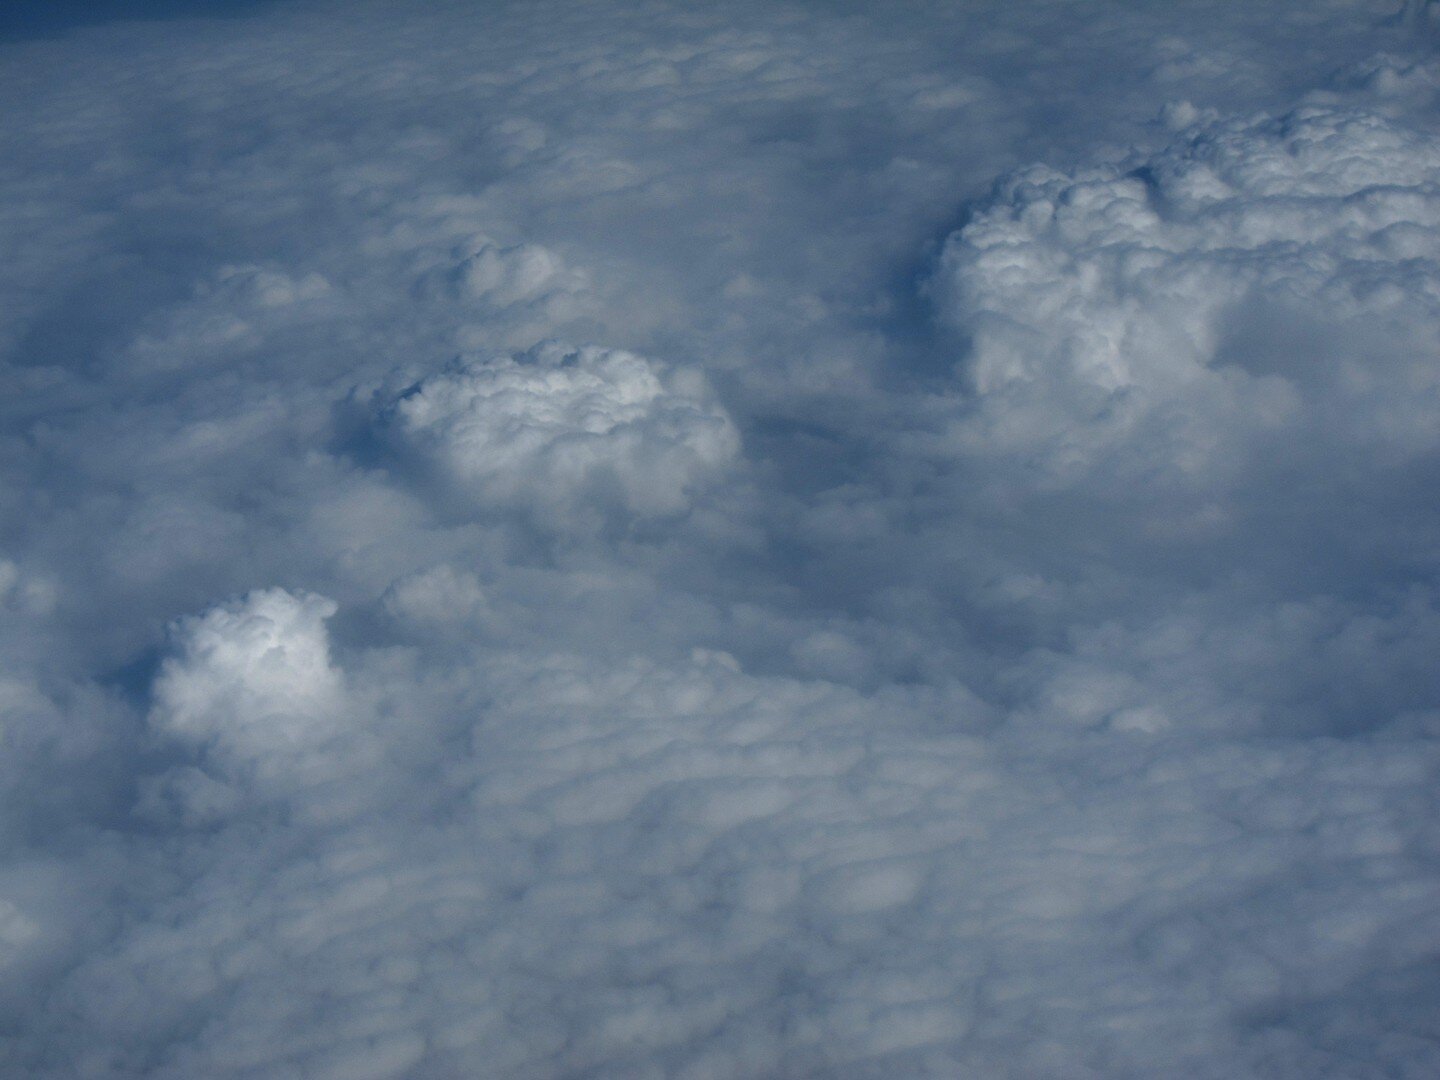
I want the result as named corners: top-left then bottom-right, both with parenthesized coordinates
top-left (149, 588), bottom-right (342, 761)
top-left (931, 104), bottom-right (1440, 485)
top-left (381, 342), bottom-right (739, 523)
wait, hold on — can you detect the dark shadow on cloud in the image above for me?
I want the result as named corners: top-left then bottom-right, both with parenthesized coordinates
top-left (874, 252), bottom-right (972, 394)
top-left (11, 257), bottom-right (190, 377)
top-left (99, 646), bottom-right (165, 712)
top-left (0, 0), bottom-right (281, 44)
top-left (863, 195), bottom-right (993, 395)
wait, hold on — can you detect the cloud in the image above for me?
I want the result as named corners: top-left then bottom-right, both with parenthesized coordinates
top-left (376, 342), bottom-right (739, 526)
top-left (929, 103), bottom-right (1440, 491)
top-left (137, 588), bottom-right (346, 826)
top-left (25, 639), bottom-right (1440, 1077)
top-left (408, 235), bottom-right (596, 351)
top-left (1, 0), bottom-right (1439, 1077)
top-left (148, 588), bottom-right (342, 757)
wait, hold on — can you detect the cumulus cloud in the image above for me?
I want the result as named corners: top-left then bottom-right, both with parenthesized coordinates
top-left (930, 104), bottom-right (1440, 489)
top-left (377, 342), bottom-right (739, 525)
top-left (149, 588), bottom-right (342, 757)
top-left (137, 588), bottom-right (347, 827)
top-left (1, 0), bottom-right (1439, 1077)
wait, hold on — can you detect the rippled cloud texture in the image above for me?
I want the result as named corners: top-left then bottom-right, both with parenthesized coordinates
top-left (3, 1), bottom-right (1439, 1076)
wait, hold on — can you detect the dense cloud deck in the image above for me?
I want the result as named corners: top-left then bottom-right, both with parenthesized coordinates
top-left (1, 1), bottom-right (1438, 1077)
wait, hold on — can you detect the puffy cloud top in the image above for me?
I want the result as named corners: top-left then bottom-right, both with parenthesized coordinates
top-left (382, 343), bottom-right (739, 522)
top-left (150, 588), bottom-right (342, 760)
top-left (934, 105), bottom-right (1440, 481)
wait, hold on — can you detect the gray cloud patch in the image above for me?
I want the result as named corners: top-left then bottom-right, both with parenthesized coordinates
top-left (1, 1), bottom-right (1439, 1076)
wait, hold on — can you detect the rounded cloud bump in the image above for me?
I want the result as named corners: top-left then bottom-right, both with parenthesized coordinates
top-left (934, 105), bottom-right (1440, 483)
top-left (150, 588), bottom-right (342, 759)
top-left (381, 343), bottom-right (739, 523)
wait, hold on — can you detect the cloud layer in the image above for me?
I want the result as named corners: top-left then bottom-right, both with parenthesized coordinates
top-left (1, 1), bottom-right (1438, 1076)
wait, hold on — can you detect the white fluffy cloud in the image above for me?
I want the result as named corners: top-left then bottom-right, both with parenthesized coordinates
top-left (931, 104), bottom-right (1440, 488)
top-left (1, 0), bottom-right (1439, 1076)
top-left (380, 343), bottom-right (739, 524)
top-left (149, 588), bottom-right (342, 755)
top-left (138, 588), bottom-right (346, 826)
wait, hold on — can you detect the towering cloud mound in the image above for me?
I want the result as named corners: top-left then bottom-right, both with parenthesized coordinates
top-left (933, 105), bottom-right (1440, 488)
top-left (381, 343), bottom-right (739, 525)
top-left (150, 589), bottom-right (343, 767)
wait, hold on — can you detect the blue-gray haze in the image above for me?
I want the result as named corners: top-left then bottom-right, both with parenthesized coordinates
top-left (2, 1), bottom-right (1439, 1076)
